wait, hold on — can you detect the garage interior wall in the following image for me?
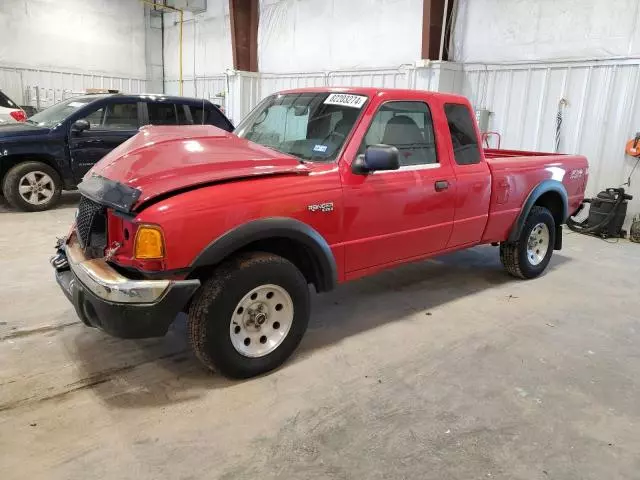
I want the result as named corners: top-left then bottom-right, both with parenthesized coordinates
top-left (162, 0), bottom-right (233, 98)
top-left (451, 0), bottom-right (640, 63)
top-left (258, 0), bottom-right (423, 72)
top-left (0, 0), bottom-right (149, 106)
top-left (451, 0), bottom-right (640, 224)
top-left (161, 0), bottom-right (422, 99)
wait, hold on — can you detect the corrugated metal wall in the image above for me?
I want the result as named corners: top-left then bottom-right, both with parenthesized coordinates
top-left (461, 60), bottom-right (640, 220)
top-left (0, 65), bottom-right (147, 110)
top-left (222, 67), bottom-right (416, 124)
top-left (164, 75), bottom-right (227, 101)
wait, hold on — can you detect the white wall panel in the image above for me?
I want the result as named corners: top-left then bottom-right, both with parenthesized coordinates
top-left (259, 0), bottom-right (422, 72)
top-left (164, 75), bottom-right (226, 102)
top-left (452, 0), bottom-right (640, 63)
top-left (328, 69), bottom-right (411, 89)
top-left (1, 65), bottom-right (147, 109)
top-left (0, 1), bottom-right (150, 107)
top-left (461, 60), bottom-right (640, 223)
top-left (0, 0), bottom-right (147, 78)
top-left (0, 68), bottom-right (23, 105)
top-left (225, 67), bottom-right (417, 124)
top-left (259, 72), bottom-right (327, 97)
top-left (163, 1), bottom-right (233, 88)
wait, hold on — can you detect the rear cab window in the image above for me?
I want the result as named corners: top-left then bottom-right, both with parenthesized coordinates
top-left (444, 103), bottom-right (481, 165)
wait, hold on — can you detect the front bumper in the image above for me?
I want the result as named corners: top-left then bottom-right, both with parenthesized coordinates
top-left (51, 235), bottom-right (200, 339)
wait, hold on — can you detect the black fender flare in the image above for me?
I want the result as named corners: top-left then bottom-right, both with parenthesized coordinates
top-left (190, 217), bottom-right (337, 292)
top-left (508, 179), bottom-right (569, 246)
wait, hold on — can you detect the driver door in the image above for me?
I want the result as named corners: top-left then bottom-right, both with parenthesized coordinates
top-left (340, 97), bottom-right (456, 276)
top-left (68, 101), bottom-right (141, 181)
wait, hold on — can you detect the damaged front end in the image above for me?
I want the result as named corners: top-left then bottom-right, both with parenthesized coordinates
top-left (50, 175), bottom-right (200, 339)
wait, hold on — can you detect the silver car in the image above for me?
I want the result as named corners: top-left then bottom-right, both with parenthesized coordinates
top-left (0, 90), bottom-right (26, 124)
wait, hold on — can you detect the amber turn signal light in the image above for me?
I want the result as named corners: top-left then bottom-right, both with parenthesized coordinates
top-left (134, 225), bottom-right (165, 259)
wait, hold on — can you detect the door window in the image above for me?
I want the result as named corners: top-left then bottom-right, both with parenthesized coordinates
top-left (79, 103), bottom-right (138, 130)
top-left (81, 107), bottom-right (105, 128)
top-left (444, 103), bottom-right (481, 165)
top-left (103, 103), bottom-right (138, 130)
top-left (360, 101), bottom-right (437, 166)
top-left (147, 103), bottom-right (177, 125)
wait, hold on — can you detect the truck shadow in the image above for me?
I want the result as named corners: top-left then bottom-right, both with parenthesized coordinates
top-left (298, 247), bottom-right (570, 360)
top-left (68, 245), bottom-right (570, 409)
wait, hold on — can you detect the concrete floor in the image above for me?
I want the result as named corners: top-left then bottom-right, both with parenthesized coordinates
top-left (1, 192), bottom-right (640, 480)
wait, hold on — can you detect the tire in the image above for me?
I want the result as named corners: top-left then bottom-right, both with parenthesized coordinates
top-left (188, 252), bottom-right (310, 379)
top-left (2, 161), bottom-right (62, 212)
top-left (500, 206), bottom-right (556, 279)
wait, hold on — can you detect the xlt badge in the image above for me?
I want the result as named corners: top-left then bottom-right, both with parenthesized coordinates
top-left (308, 202), bottom-right (334, 213)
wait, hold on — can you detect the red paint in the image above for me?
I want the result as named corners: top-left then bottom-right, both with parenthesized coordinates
top-left (95, 87), bottom-right (587, 282)
top-left (89, 125), bottom-right (310, 207)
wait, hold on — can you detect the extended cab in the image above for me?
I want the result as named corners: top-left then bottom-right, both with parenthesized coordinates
top-left (0, 93), bottom-right (233, 211)
top-left (51, 88), bottom-right (588, 378)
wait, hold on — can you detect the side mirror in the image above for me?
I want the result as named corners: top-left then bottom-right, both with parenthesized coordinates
top-left (352, 144), bottom-right (400, 174)
top-left (71, 119), bottom-right (90, 133)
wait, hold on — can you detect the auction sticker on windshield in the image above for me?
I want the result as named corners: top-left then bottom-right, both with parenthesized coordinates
top-left (324, 93), bottom-right (367, 108)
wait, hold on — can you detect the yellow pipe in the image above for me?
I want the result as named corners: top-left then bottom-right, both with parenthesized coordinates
top-left (141, 0), bottom-right (184, 95)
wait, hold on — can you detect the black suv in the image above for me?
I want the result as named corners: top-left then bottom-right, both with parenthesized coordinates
top-left (0, 93), bottom-right (234, 211)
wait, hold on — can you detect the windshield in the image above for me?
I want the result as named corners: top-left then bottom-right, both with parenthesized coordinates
top-left (28, 97), bottom-right (96, 127)
top-left (234, 92), bottom-right (368, 161)
top-left (0, 90), bottom-right (18, 109)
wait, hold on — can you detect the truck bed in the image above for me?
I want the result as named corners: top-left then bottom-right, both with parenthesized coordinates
top-left (484, 148), bottom-right (557, 159)
top-left (480, 148), bottom-right (589, 244)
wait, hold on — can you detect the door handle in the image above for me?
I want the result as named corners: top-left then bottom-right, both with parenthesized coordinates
top-left (434, 180), bottom-right (449, 192)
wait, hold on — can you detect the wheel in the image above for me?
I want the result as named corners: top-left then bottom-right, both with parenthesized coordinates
top-left (188, 252), bottom-right (310, 379)
top-left (500, 206), bottom-right (556, 279)
top-left (2, 161), bottom-right (62, 212)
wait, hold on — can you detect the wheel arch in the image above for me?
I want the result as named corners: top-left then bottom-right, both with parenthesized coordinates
top-left (189, 218), bottom-right (338, 293)
top-left (508, 180), bottom-right (568, 249)
top-left (0, 154), bottom-right (62, 186)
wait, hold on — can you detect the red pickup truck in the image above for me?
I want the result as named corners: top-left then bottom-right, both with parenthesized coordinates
top-left (51, 87), bottom-right (588, 378)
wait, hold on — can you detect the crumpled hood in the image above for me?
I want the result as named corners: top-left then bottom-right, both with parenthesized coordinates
top-left (88, 125), bottom-right (309, 206)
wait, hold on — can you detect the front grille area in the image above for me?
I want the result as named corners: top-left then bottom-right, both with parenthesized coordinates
top-left (75, 196), bottom-right (107, 255)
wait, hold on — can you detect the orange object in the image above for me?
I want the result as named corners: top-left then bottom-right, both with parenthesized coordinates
top-left (134, 225), bottom-right (165, 259)
top-left (626, 136), bottom-right (640, 157)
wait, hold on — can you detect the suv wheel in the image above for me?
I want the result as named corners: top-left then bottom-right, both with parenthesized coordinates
top-left (3, 161), bottom-right (62, 212)
top-left (188, 252), bottom-right (310, 379)
top-left (500, 206), bottom-right (556, 279)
